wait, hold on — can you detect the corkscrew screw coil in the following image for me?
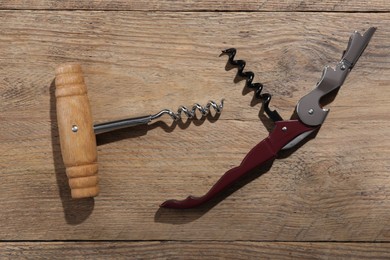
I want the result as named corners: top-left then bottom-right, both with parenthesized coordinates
top-left (221, 48), bottom-right (282, 122)
top-left (151, 99), bottom-right (224, 121)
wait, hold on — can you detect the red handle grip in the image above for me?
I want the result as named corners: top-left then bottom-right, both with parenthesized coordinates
top-left (161, 120), bottom-right (317, 209)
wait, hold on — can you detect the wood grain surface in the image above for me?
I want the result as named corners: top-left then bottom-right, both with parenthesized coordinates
top-left (0, 0), bottom-right (389, 11)
top-left (2, 242), bottom-right (390, 259)
top-left (0, 2), bottom-right (389, 258)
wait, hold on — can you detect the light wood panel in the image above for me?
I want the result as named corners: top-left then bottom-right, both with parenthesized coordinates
top-left (0, 11), bottom-right (389, 244)
top-left (2, 242), bottom-right (390, 259)
top-left (0, 0), bottom-right (389, 11)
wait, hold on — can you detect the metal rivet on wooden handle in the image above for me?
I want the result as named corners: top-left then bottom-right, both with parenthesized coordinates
top-left (55, 63), bottom-right (99, 199)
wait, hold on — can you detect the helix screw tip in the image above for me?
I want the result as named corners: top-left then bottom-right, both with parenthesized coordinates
top-left (220, 48), bottom-right (236, 57)
top-left (151, 99), bottom-right (225, 122)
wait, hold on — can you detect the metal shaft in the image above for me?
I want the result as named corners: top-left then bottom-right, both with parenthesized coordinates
top-left (93, 115), bottom-right (153, 135)
top-left (93, 99), bottom-right (224, 135)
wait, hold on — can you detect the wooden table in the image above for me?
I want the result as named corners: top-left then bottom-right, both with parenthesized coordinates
top-left (1, 1), bottom-right (390, 258)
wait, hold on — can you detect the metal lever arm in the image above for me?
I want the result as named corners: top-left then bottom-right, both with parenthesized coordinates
top-left (161, 120), bottom-right (317, 209)
top-left (296, 27), bottom-right (376, 126)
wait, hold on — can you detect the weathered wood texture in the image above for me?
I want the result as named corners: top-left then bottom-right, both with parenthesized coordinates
top-left (0, 0), bottom-right (389, 11)
top-left (2, 242), bottom-right (390, 259)
top-left (0, 5), bottom-right (389, 258)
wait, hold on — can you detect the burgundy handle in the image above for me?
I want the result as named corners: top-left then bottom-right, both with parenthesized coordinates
top-left (161, 120), bottom-right (317, 209)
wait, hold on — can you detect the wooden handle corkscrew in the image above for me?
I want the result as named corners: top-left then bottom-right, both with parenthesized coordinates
top-left (55, 63), bottom-right (99, 199)
top-left (54, 62), bottom-right (225, 200)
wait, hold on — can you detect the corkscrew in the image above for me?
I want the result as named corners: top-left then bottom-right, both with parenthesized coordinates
top-left (161, 27), bottom-right (376, 209)
top-left (220, 48), bottom-right (282, 122)
top-left (94, 100), bottom-right (224, 135)
top-left (55, 63), bottom-right (224, 199)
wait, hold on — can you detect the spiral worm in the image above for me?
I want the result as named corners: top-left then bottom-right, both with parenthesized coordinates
top-left (151, 99), bottom-right (225, 121)
top-left (221, 48), bottom-right (282, 122)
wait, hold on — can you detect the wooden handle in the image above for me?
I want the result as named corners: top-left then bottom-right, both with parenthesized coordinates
top-left (55, 63), bottom-right (99, 199)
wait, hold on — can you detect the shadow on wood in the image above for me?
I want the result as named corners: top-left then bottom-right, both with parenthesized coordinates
top-left (50, 80), bottom-right (94, 225)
